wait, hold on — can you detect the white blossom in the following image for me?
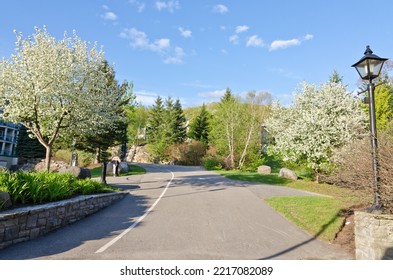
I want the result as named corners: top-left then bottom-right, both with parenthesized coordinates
top-left (265, 81), bottom-right (368, 174)
top-left (0, 27), bottom-right (123, 170)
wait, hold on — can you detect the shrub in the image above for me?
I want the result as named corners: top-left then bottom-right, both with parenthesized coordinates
top-left (323, 133), bottom-right (393, 213)
top-left (166, 141), bottom-right (207, 165)
top-left (202, 156), bottom-right (223, 170)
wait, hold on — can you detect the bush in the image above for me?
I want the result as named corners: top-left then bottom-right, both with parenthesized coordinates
top-left (166, 141), bottom-right (207, 165)
top-left (0, 170), bottom-right (114, 205)
top-left (202, 156), bottom-right (223, 170)
top-left (323, 133), bottom-right (393, 213)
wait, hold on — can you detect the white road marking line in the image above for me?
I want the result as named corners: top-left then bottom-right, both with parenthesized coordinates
top-left (95, 170), bottom-right (175, 254)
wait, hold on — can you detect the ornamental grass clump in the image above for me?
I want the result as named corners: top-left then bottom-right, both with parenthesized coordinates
top-left (0, 170), bottom-right (114, 205)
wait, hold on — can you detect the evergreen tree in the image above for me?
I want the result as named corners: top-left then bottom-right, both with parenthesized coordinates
top-left (329, 69), bottom-right (343, 84)
top-left (188, 103), bottom-right (211, 144)
top-left (172, 99), bottom-right (187, 144)
top-left (73, 62), bottom-right (132, 163)
top-left (16, 125), bottom-right (46, 159)
top-left (146, 96), bottom-right (165, 144)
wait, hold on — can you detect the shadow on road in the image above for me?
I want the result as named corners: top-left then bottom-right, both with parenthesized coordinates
top-left (259, 209), bottom-right (347, 259)
top-left (0, 192), bottom-right (148, 260)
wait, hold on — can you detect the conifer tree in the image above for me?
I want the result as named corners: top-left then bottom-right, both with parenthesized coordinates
top-left (188, 103), bottom-right (211, 145)
top-left (16, 125), bottom-right (46, 159)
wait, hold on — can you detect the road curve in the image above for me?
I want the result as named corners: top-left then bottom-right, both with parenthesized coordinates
top-left (0, 163), bottom-right (351, 260)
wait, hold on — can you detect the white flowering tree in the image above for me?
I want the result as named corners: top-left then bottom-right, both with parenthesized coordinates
top-left (0, 27), bottom-right (123, 171)
top-left (265, 81), bottom-right (368, 181)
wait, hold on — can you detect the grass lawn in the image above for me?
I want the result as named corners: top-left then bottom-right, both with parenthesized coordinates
top-left (218, 170), bottom-right (371, 242)
top-left (89, 164), bottom-right (146, 178)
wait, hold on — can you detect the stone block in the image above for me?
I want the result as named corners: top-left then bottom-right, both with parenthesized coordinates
top-left (355, 211), bottom-right (393, 260)
top-left (4, 226), bottom-right (19, 241)
top-left (58, 166), bottom-right (91, 179)
top-left (257, 165), bottom-right (271, 174)
top-left (279, 168), bottom-right (298, 180)
top-left (26, 214), bottom-right (38, 228)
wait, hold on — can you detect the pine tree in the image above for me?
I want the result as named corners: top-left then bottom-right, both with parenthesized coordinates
top-left (188, 103), bottom-right (211, 144)
top-left (146, 96), bottom-right (165, 143)
top-left (16, 125), bottom-right (46, 159)
top-left (172, 99), bottom-right (187, 144)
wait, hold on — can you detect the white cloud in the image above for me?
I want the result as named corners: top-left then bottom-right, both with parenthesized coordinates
top-left (101, 11), bottom-right (118, 21)
top-left (199, 89), bottom-right (227, 99)
top-left (213, 4), bottom-right (228, 14)
top-left (120, 28), bottom-right (149, 48)
top-left (134, 90), bottom-right (162, 106)
top-left (164, 46), bottom-right (185, 64)
top-left (270, 38), bottom-right (300, 51)
top-left (151, 38), bottom-right (171, 52)
top-left (269, 34), bottom-right (314, 51)
top-left (229, 34), bottom-right (239, 44)
top-left (155, 0), bottom-right (180, 12)
top-left (246, 35), bottom-right (264, 47)
top-left (129, 0), bottom-right (145, 12)
top-left (236, 25), bottom-right (249, 33)
top-left (121, 28), bottom-right (184, 64)
top-left (178, 27), bottom-right (192, 38)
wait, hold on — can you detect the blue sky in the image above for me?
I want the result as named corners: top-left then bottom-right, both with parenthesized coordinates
top-left (1, 0), bottom-right (392, 107)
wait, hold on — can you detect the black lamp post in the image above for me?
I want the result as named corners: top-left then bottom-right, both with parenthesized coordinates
top-left (352, 45), bottom-right (388, 212)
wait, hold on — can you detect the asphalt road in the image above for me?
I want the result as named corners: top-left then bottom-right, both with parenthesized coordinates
top-left (0, 163), bottom-right (352, 260)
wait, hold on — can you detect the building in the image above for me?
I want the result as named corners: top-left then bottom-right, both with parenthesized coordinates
top-left (0, 120), bottom-right (19, 168)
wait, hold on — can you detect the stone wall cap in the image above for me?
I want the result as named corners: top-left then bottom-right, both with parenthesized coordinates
top-left (0, 191), bottom-right (126, 219)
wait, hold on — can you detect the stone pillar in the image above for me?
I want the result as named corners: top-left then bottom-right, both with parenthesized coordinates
top-left (355, 211), bottom-right (393, 260)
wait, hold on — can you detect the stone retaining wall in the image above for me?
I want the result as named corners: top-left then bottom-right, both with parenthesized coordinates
top-left (355, 211), bottom-right (393, 260)
top-left (0, 192), bottom-right (126, 250)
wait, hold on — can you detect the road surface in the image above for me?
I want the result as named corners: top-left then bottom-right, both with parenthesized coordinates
top-left (0, 164), bottom-right (351, 260)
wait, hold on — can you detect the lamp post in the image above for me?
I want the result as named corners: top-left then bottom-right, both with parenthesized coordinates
top-left (352, 45), bottom-right (388, 212)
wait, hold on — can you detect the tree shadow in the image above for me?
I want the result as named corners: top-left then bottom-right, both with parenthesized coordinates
top-left (259, 209), bottom-right (347, 259)
top-left (0, 192), bottom-right (148, 260)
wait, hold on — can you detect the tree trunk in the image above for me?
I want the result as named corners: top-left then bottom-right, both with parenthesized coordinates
top-left (45, 145), bottom-right (52, 172)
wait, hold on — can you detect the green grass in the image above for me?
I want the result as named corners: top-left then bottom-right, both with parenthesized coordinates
top-left (89, 164), bottom-right (146, 178)
top-left (218, 170), bottom-right (371, 242)
top-left (265, 196), bottom-right (345, 242)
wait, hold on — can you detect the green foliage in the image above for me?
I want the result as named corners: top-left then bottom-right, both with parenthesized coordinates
top-left (374, 84), bottom-right (393, 131)
top-left (146, 96), bottom-right (187, 161)
top-left (16, 125), bottom-right (46, 159)
top-left (266, 81), bottom-right (368, 177)
top-left (0, 170), bottom-right (114, 205)
top-left (188, 104), bottom-right (211, 145)
top-left (127, 104), bottom-right (148, 145)
top-left (202, 156), bottom-right (223, 170)
top-left (210, 89), bottom-right (272, 170)
top-left (74, 69), bottom-right (134, 163)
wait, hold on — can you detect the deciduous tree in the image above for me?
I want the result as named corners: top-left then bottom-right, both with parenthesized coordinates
top-left (0, 27), bottom-right (120, 170)
top-left (266, 81), bottom-right (368, 181)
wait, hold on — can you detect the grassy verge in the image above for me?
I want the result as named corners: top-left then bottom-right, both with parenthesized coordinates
top-left (89, 164), bottom-right (146, 178)
top-left (219, 170), bottom-right (370, 242)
